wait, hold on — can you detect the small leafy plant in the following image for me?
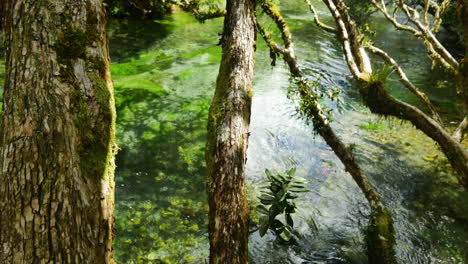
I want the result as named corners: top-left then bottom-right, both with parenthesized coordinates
top-left (257, 168), bottom-right (309, 242)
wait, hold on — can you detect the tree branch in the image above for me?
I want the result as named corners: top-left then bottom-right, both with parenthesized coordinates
top-left (366, 44), bottom-right (443, 124)
top-left (370, 0), bottom-right (459, 72)
top-left (303, 0), bottom-right (337, 33)
top-left (322, 0), bottom-right (468, 189)
top-left (167, 0), bottom-right (226, 22)
top-left (257, 5), bottom-right (398, 262)
top-left (453, 116), bottom-right (468, 142)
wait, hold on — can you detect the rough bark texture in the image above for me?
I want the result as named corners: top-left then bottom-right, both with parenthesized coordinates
top-left (0, 0), bottom-right (117, 263)
top-left (205, 0), bottom-right (256, 263)
top-left (258, 4), bottom-right (397, 263)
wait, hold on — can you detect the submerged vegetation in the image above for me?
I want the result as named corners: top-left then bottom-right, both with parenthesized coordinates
top-left (108, 14), bottom-right (221, 263)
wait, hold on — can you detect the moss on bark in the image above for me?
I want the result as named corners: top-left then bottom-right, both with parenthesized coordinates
top-left (367, 206), bottom-right (397, 264)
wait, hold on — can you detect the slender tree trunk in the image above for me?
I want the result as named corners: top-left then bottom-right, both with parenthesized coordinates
top-left (206, 0), bottom-right (256, 262)
top-left (0, 0), bottom-right (116, 263)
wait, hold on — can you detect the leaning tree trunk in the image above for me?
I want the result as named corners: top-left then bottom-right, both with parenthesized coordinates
top-left (0, 0), bottom-right (116, 263)
top-left (258, 3), bottom-right (397, 263)
top-left (206, 0), bottom-right (256, 263)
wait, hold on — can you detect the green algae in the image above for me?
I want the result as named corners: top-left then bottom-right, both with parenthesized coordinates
top-left (359, 119), bottom-right (387, 131)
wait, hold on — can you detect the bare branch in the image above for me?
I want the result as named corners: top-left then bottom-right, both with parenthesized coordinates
top-left (323, 0), bottom-right (468, 188)
top-left (453, 116), bottom-right (468, 142)
top-left (423, 0), bottom-right (430, 27)
top-left (371, 0), bottom-right (459, 72)
top-left (321, 0), bottom-right (368, 80)
top-left (370, 0), bottom-right (420, 34)
top-left (303, 0), bottom-right (337, 33)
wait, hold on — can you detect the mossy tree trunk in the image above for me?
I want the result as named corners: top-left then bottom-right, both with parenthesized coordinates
top-left (206, 0), bottom-right (256, 262)
top-left (0, 0), bottom-right (117, 263)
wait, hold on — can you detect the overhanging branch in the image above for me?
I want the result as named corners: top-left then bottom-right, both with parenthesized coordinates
top-left (303, 0), bottom-right (337, 33)
top-left (366, 44), bottom-right (443, 124)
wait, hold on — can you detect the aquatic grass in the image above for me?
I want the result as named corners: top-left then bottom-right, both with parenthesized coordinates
top-left (359, 119), bottom-right (387, 131)
top-left (179, 46), bottom-right (221, 63)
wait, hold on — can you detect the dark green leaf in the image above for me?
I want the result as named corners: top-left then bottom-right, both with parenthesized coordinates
top-left (259, 224), bottom-right (269, 237)
top-left (259, 194), bottom-right (275, 201)
top-left (265, 169), bottom-right (273, 181)
top-left (257, 205), bottom-right (269, 215)
top-left (286, 213), bottom-right (294, 227)
top-left (271, 174), bottom-right (285, 184)
top-left (260, 199), bottom-right (274, 205)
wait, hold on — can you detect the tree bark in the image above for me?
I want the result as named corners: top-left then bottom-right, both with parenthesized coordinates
top-left (206, 0), bottom-right (256, 263)
top-left (0, 0), bottom-right (116, 263)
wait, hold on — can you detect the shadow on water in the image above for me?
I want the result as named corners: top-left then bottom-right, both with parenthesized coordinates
top-left (114, 87), bottom-right (210, 263)
top-left (107, 19), bottom-right (172, 63)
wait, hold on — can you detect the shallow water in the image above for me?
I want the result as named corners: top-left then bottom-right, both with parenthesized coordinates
top-left (0, 1), bottom-right (466, 263)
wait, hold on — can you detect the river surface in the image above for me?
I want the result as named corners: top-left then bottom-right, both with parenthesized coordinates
top-left (0, 0), bottom-right (466, 263)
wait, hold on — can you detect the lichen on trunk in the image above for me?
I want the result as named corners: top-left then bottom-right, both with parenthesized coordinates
top-left (0, 0), bottom-right (116, 263)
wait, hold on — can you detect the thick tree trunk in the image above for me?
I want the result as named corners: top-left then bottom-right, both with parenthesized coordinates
top-left (205, 0), bottom-right (256, 263)
top-left (0, 0), bottom-right (116, 263)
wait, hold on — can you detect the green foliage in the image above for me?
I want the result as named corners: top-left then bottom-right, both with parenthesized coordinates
top-left (104, 0), bottom-right (224, 19)
top-left (288, 76), bottom-right (342, 130)
top-left (370, 65), bottom-right (394, 84)
top-left (104, 0), bottom-right (169, 18)
top-left (344, 0), bottom-right (376, 26)
top-left (257, 168), bottom-right (309, 242)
